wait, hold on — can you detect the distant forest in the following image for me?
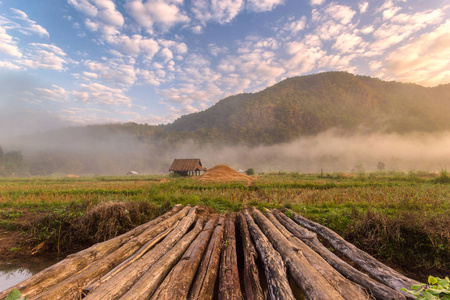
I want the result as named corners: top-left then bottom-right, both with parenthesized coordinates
top-left (3, 72), bottom-right (450, 176)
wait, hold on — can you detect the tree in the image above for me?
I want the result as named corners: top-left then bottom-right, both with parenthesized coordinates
top-left (245, 168), bottom-right (255, 175)
top-left (377, 162), bottom-right (386, 171)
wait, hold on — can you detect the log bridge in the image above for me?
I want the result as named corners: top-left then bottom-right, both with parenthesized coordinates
top-left (1, 204), bottom-right (420, 300)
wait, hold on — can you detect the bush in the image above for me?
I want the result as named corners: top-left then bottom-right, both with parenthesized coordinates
top-left (245, 168), bottom-right (255, 175)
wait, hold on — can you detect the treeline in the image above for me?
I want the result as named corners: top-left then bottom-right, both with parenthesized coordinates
top-left (0, 146), bottom-right (25, 176)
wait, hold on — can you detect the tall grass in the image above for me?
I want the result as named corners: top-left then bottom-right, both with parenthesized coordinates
top-left (0, 172), bottom-right (449, 277)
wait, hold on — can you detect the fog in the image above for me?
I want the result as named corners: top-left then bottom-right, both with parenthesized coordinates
top-left (3, 127), bottom-right (450, 176)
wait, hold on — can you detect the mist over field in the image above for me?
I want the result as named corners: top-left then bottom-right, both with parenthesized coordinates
top-left (3, 72), bottom-right (450, 176)
top-left (169, 130), bottom-right (450, 174)
top-left (3, 128), bottom-right (450, 176)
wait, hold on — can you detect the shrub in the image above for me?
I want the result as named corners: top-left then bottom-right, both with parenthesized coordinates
top-left (245, 168), bottom-right (255, 175)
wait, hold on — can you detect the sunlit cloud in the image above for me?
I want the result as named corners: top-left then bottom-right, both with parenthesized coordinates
top-left (380, 20), bottom-right (450, 86)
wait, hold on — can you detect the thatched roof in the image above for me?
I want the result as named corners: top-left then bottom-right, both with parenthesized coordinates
top-left (169, 159), bottom-right (206, 172)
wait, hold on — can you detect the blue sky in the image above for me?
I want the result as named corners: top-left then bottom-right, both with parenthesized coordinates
top-left (0, 0), bottom-right (449, 133)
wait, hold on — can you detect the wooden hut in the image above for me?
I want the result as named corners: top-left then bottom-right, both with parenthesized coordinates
top-left (169, 159), bottom-right (206, 177)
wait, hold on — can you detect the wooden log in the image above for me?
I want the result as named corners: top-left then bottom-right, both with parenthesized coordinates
top-left (31, 206), bottom-right (192, 300)
top-left (0, 204), bottom-right (184, 299)
top-left (219, 213), bottom-right (243, 300)
top-left (287, 209), bottom-right (420, 297)
top-left (264, 209), bottom-right (368, 300)
top-left (122, 218), bottom-right (205, 299)
top-left (84, 220), bottom-right (180, 293)
top-left (83, 207), bottom-right (198, 300)
top-left (237, 213), bottom-right (264, 300)
top-left (188, 216), bottom-right (225, 300)
top-left (251, 208), bottom-right (345, 300)
top-left (274, 210), bottom-right (406, 300)
top-left (150, 217), bottom-right (217, 300)
top-left (243, 209), bottom-right (295, 300)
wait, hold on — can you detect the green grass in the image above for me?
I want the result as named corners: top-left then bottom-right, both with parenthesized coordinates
top-left (0, 172), bottom-right (449, 277)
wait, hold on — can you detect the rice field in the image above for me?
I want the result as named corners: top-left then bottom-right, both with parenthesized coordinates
top-left (0, 172), bottom-right (449, 280)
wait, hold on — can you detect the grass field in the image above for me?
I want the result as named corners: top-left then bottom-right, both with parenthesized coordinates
top-left (0, 171), bottom-right (449, 281)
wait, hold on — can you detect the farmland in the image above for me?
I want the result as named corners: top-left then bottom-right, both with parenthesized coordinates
top-left (0, 171), bottom-right (449, 282)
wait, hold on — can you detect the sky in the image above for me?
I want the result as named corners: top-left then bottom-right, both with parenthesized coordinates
top-left (0, 0), bottom-right (449, 134)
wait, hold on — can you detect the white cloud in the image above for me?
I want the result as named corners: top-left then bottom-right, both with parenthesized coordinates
top-left (285, 41), bottom-right (326, 74)
top-left (332, 32), bottom-right (365, 54)
top-left (69, 0), bottom-right (124, 36)
top-left (0, 25), bottom-right (22, 57)
top-left (246, 0), bottom-right (284, 13)
top-left (191, 0), bottom-right (244, 25)
top-left (380, 20), bottom-right (450, 86)
top-left (359, 2), bottom-right (368, 13)
top-left (74, 83), bottom-right (131, 106)
top-left (125, 0), bottom-right (189, 33)
top-left (310, 0), bottom-right (325, 6)
top-left (191, 25), bottom-right (203, 34)
top-left (32, 85), bottom-right (68, 102)
top-left (84, 59), bottom-right (137, 86)
top-left (382, 6), bottom-right (401, 20)
top-left (0, 60), bottom-right (21, 69)
top-left (209, 44), bottom-right (228, 56)
top-left (157, 47), bottom-right (173, 63)
top-left (372, 8), bottom-right (444, 53)
top-left (324, 4), bottom-right (356, 24)
top-left (136, 68), bottom-right (161, 86)
top-left (10, 8), bottom-right (49, 37)
top-left (20, 43), bottom-right (69, 70)
top-left (283, 16), bottom-right (306, 34)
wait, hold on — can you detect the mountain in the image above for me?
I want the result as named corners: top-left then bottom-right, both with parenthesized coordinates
top-left (5, 71), bottom-right (450, 176)
top-left (164, 72), bottom-right (450, 145)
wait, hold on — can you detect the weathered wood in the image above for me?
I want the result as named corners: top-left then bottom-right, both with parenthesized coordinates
top-left (122, 218), bottom-right (205, 299)
top-left (188, 216), bottom-right (225, 300)
top-left (251, 208), bottom-right (345, 300)
top-left (219, 213), bottom-right (243, 300)
top-left (288, 209), bottom-right (419, 298)
top-left (83, 207), bottom-right (198, 300)
top-left (84, 220), bottom-right (180, 293)
top-left (0, 204), bottom-right (184, 299)
top-left (237, 213), bottom-right (264, 300)
top-left (32, 206), bottom-right (191, 300)
top-left (243, 209), bottom-right (295, 300)
top-left (274, 210), bottom-right (406, 300)
top-left (150, 217), bottom-right (217, 300)
top-left (264, 209), bottom-right (368, 300)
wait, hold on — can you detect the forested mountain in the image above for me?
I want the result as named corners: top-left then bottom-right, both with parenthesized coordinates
top-left (4, 71), bottom-right (450, 175)
top-left (163, 71), bottom-right (450, 145)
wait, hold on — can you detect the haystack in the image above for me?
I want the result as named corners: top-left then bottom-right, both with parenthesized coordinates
top-left (199, 164), bottom-right (252, 183)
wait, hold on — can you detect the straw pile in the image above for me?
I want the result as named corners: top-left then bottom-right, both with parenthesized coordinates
top-left (199, 164), bottom-right (252, 183)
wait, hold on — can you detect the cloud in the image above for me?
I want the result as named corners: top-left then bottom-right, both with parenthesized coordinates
top-left (0, 25), bottom-right (22, 57)
top-left (10, 8), bottom-right (49, 37)
top-left (18, 84), bottom-right (68, 103)
top-left (371, 8), bottom-right (444, 53)
top-left (74, 82), bottom-right (131, 106)
top-left (332, 32), bottom-right (365, 54)
top-left (68, 0), bottom-right (124, 36)
top-left (125, 0), bottom-right (189, 33)
top-left (282, 16), bottom-right (307, 35)
top-left (20, 43), bottom-right (69, 70)
top-left (191, 0), bottom-right (244, 25)
top-left (359, 2), bottom-right (368, 13)
top-left (380, 20), bottom-right (450, 86)
top-left (246, 0), bottom-right (284, 13)
top-left (310, 0), bottom-right (325, 6)
top-left (84, 58), bottom-right (137, 86)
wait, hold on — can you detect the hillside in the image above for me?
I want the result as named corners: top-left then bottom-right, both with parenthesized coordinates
top-left (4, 71), bottom-right (450, 176)
top-left (165, 72), bottom-right (450, 145)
